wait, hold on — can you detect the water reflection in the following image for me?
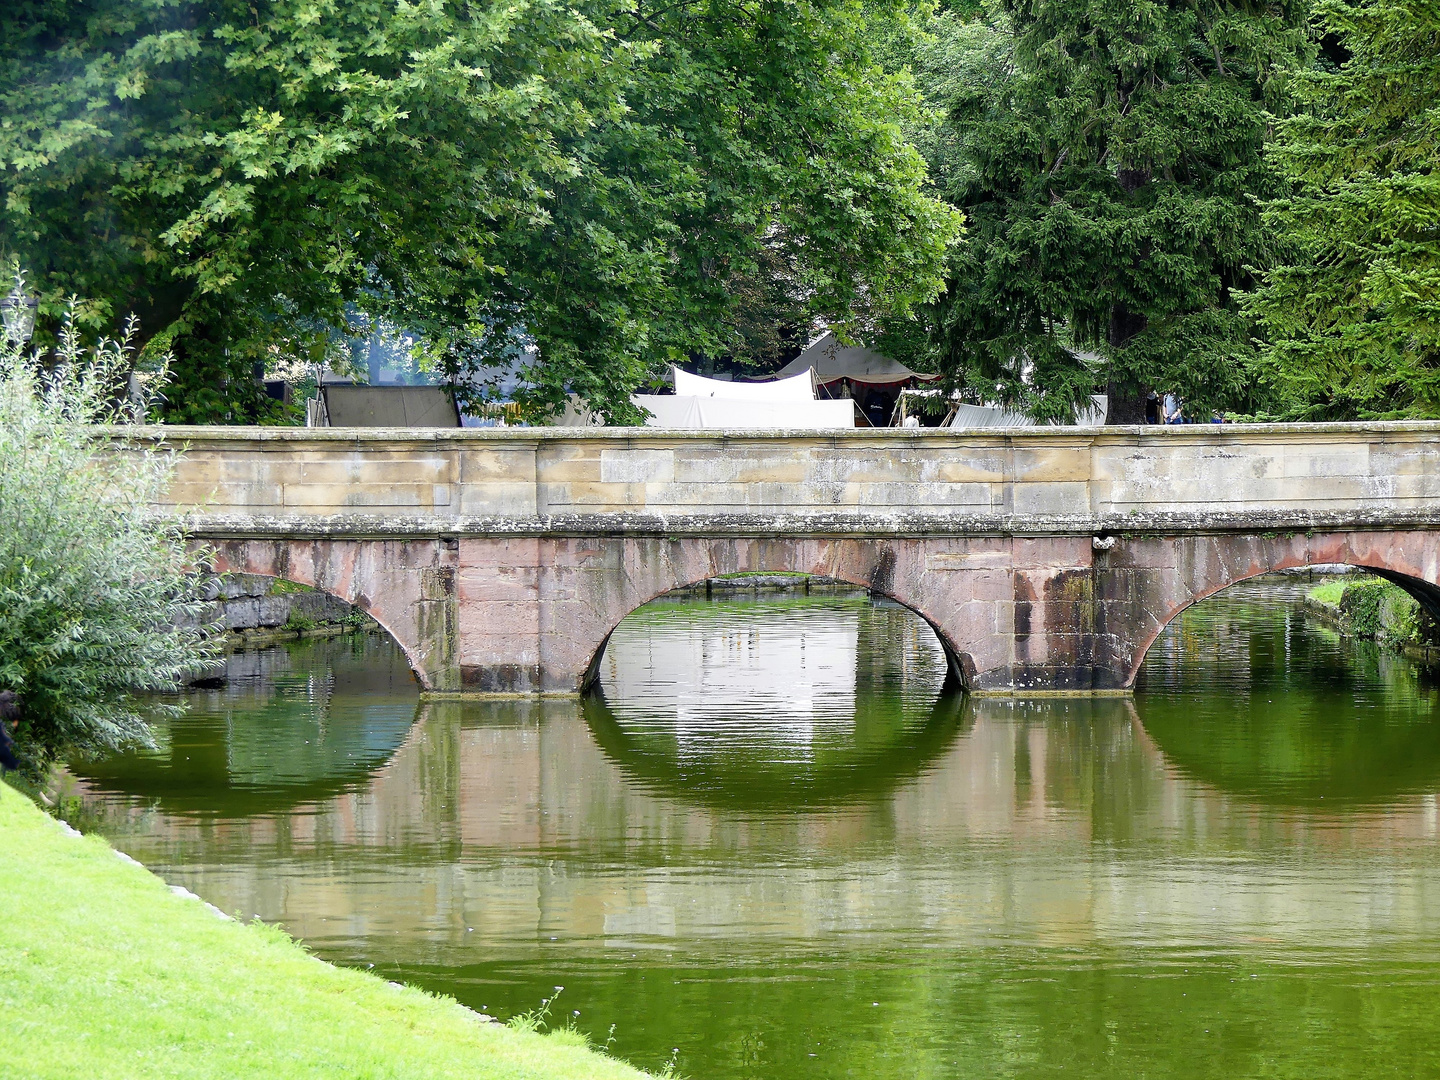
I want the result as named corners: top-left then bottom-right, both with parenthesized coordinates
top-left (587, 595), bottom-right (969, 807)
top-left (57, 581), bottom-right (1440, 1080)
top-left (1136, 578), bottom-right (1440, 806)
top-left (69, 635), bottom-right (420, 816)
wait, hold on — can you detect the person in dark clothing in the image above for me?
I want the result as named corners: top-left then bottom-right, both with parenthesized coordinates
top-left (1144, 391), bottom-right (1160, 425)
top-left (0, 690), bottom-right (22, 772)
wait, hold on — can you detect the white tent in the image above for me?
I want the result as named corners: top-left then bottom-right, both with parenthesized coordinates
top-left (673, 367), bottom-right (816, 401)
top-left (631, 363), bottom-right (854, 428)
top-left (942, 394), bottom-right (1108, 429)
top-left (634, 394), bottom-right (855, 429)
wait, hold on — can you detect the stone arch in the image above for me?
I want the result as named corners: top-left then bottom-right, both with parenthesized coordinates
top-left (204, 537), bottom-right (458, 690)
top-left (521, 535), bottom-right (976, 695)
top-left (1119, 529), bottom-right (1440, 686)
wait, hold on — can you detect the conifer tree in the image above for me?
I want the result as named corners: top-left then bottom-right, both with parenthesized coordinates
top-left (1251, 0), bottom-right (1440, 418)
top-left (924, 0), bottom-right (1312, 421)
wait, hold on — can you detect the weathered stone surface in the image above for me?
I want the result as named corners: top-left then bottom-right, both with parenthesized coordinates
top-left (122, 425), bottom-right (1440, 693)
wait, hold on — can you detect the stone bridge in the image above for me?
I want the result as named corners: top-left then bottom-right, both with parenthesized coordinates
top-left (139, 424), bottom-right (1440, 694)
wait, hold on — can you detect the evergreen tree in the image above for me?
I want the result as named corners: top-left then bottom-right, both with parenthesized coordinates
top-left (920, 0), bottom-right (1311, 421)
top-left (1251, 0), bottom-right (1440, 418)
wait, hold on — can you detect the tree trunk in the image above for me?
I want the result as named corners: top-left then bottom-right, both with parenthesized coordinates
top-left (1104, 304), bottom-right (1149, 425)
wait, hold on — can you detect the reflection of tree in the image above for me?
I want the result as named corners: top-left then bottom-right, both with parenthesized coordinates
top-left (69, 634), bottom-right (421, 817)
top-left (582, 689), bottom-right (971, 810)
top-left (519, 938), bottom-right (1440, 1080)
top-left (1137, 580), bottom-right (1440, 806)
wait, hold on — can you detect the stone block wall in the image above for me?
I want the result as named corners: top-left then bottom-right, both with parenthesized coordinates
top-left (178, 573), bottom-right (359, 634)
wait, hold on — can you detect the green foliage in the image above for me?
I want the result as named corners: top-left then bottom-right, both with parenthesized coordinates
top-left (1338, 579), bottom-right (1387, 638)
top-left (266, 578), bottom-right (314, 596)
top-left (282, 612), bottom-right (319, 634)
top-left (507, 986), bottom-right (564, 1034)
top-left (906, 0), bottom-right (1312, 421)
top-left (0, 0), bottom-right (959, 423)
top-left (0, 293), bottom-right (216, 776)
top-left (1250, 0), bottom-right (1440, 418)
top-left (1331, 578), bottom-right (1438, 648)
top-left (1306, 579), bottom-right (1347, 607)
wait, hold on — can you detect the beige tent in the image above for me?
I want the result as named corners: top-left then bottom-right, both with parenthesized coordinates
top-left (772, 331), bottom-right (940, 388)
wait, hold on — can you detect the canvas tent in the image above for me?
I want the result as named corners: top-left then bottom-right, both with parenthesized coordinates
top-left (772, 331), bottom-right (940, 388)
top-left (928, 394), bottom-right (1108, 429)
top-left (632, 364), bottom-right (856, 429)
top-left (633, 394), bottom-right (855, 429)
top-left (673, 367), bottom-right (816, 401)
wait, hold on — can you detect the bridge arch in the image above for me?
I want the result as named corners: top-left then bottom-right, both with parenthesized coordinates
top-left (1121, 530), bottom-right (1440, 685)
top-left (203, 537), bottom-right (457, 691)
top-left (567, 537), bottom-right (976, 695)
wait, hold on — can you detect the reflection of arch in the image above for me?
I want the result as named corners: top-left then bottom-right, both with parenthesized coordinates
top-left (583, 688), bottom-right (971, 809)
top-left (1131, 578), bottom-right (1440, 807)
top-left (72, 633), bottom-right (423, 816)
top-left (1124, 534), bottom-right (1440, 686)
top-left (580, 556), bottom-right (973, 693)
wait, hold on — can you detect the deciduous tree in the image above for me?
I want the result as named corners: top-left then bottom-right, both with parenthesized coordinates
top-left (0, 0), bottom-right (959, 422)
top-left (0, 292), bottom-right (215, 777)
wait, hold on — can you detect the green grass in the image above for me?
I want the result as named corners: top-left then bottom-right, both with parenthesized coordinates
top-left (1308, 579), bottom-right (1348, 607)
top-left (265, 578), bottom-right (315, 595)
top-left (0, 784), bottom-right (653, 1080)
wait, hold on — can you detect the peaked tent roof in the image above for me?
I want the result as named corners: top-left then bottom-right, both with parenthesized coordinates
top-left (772, 331), bottom-right (940, 386)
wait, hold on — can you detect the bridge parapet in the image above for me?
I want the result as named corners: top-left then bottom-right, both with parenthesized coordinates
top-left (130, 424), bottom-right (1440, 695)
top-left (137, 422), bottom-right (1440, 537)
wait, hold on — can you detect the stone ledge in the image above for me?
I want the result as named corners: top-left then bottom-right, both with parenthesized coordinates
top-left (172, 509), bottom-right (1440, 541)
top-left (103, 420), bottom-right (1440, 445)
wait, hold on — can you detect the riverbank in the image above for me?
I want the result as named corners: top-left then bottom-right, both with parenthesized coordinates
top-left (190, 573), bottom-right (376, 650)
top-left (1305, 575), bottom-right (1440, 661)
top-left (0, 784), bottom-right (652, 1080)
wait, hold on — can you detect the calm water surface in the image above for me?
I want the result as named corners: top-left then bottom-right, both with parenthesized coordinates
top-left (63, 580), bottom-right (1440, 1077)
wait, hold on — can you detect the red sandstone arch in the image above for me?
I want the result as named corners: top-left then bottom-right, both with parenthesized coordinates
top-left (205, 537), bottom-right (457, 690)
top-left (191, 527), bottom-right (1440, 696)
top-left (452, 534), bottom-right (1008, 693)
top-left (575, 551), bottom-right (973, 693)
top-left (1119, 530), bottom-right (1440, 685)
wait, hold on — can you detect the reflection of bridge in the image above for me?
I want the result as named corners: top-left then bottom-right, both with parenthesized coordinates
top-left (143, 424), bottom-right (1440, 693)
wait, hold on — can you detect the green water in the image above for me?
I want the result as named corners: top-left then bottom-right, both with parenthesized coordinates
top-left (63, 579), bottom-right (1440, 1077)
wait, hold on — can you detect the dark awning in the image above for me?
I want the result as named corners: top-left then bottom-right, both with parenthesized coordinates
top-left (771, 331), bottom-right (940, 387)
top-left (320, 385), bottom-right (461, 427)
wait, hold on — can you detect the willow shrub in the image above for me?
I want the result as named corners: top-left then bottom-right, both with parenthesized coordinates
top-left (0, 302), bottom-right (216, 778)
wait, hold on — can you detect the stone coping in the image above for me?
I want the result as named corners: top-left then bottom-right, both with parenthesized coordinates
top-left (102, 420), bottom-right (1440, 445)
top-left (173, 508), bottom-right (1440, 539)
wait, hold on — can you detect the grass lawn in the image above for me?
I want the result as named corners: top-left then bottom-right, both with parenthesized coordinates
top-left (0, 783), bottom-right (653, 1080)
top-left (1307, 579), bottom-right (1349, 607)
